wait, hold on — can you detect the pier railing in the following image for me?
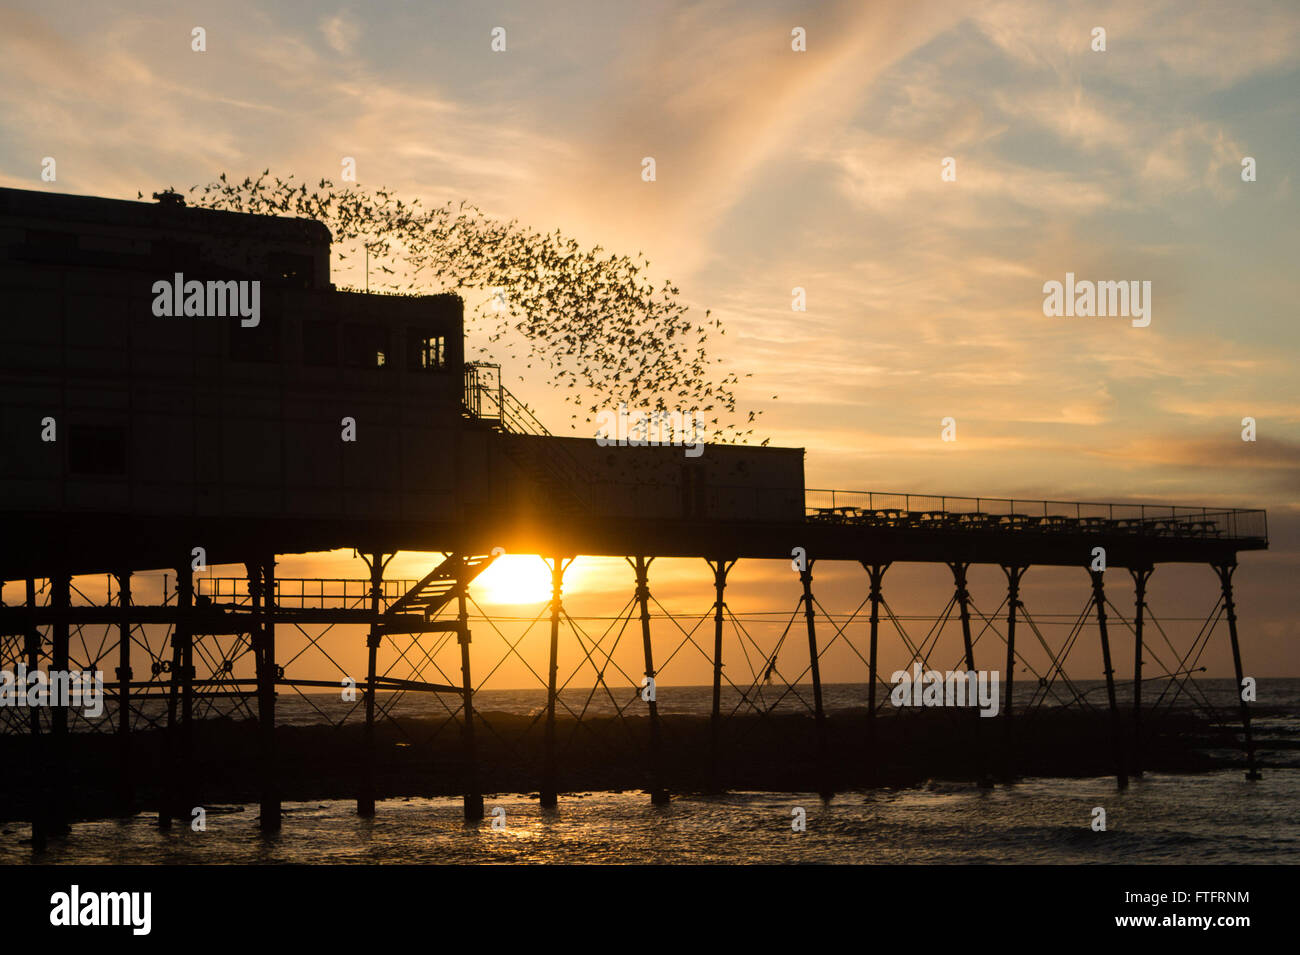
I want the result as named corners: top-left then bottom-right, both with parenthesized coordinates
top-left (803, 489), bottom-right (1267, 541)
top-left (578, 481), bottom-right (1267, 543)
top-left (196, 577), bottom-right (421, 608)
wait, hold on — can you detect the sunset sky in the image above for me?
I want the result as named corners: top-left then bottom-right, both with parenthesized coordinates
top-left (3, 0), bottom-right (1297, 685)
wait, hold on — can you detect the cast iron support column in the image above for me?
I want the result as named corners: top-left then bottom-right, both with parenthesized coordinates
top-left (1000, 564), bottom-right (1026, 779)
top-left (949, 561), bottom-right (990, 787)
top-left (540, 556), bottom-right (566, 808)
top-left (708, 557), bottom-right (733, 794)
top-left (457, 567), bottom-right (484, 820)
top-left (24, 579), bottom-right (41, 742)
top-left (1130, 566), bottom-right (1152, 778)
top-left (253, 556), bottom-right (281, 831)
top-left (176, 561), bottom-right (194, 821)
top-left (25, 578), bottom-right (46, 850)
top-left (1090, 569), bottom-right (1129, 789)
top-left (862, 563), bottom-right (889, 739)
top-left (115, 570), bottom-right (133, 815)
top-left (160, 569), bottom-right (183, 830)
top-left (50, 572), bottom-right (70, 836)
top-left (246, 562), bottom-right (263, 828)
top-left (634, 556), bottom-right (668, 804)
top-left (1216, 563), bottom-right (1261, 780)
top-left (800, 561), bottom-right (831, 800)
top-left (358, 551), bottom-right (387, 817)
top-left (950, 563), bottom-right (977, 673)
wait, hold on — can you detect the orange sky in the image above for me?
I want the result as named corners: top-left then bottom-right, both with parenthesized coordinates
top-left (1, 0), bottom-right (1297, 680)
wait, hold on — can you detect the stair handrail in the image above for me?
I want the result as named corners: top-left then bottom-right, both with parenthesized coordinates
top-left (500, 388), bottom-right (593, 507)
top-left (499, 386), bottom-right (552, 437)
top-left (463, 362), bottom-right (502, 421)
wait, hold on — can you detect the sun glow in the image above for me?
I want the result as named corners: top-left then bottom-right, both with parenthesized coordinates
top-left (474, 555), bottom-right (559, 606)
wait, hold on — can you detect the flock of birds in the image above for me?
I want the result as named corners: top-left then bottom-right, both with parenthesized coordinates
top-left (179, 171), bottom-right (769, 445)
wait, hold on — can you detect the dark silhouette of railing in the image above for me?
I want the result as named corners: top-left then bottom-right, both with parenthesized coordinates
top-left (197, 577), bottom-right (421, 608)
top-left (462, 363), bottom-right (503, 422)
top-left (578, 480), bottom-right (1266, 542)
top-left (802, 489), bottom-right (1267, 541)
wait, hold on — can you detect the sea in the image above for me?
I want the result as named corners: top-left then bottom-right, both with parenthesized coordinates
top-left (2, 678), bottom-right (1297, 864)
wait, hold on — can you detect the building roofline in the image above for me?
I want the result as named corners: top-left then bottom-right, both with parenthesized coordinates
top-left (0, 185), bottom-right (332, 245)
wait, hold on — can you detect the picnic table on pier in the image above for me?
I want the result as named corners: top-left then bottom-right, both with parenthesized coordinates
top-left (1035, 514), bottom-right (1071, 529)
top-left (812, 505), bottom-right (859, 522)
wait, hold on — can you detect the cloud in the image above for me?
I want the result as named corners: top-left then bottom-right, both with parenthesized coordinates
top-left (1, 0), bottom-right (1296, 529)
top-left (1157, 398), bottom-right (1300, 424)
top-left (822, 129), bottom-right (1117, 215)
top-left (320, 12), bottom-right (360, 56)
top-left (972, 0), bottom-right (1300, 88)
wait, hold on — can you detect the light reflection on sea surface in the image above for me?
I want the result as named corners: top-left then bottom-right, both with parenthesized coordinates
top-left (2, 770), bottom-right (1297, 864)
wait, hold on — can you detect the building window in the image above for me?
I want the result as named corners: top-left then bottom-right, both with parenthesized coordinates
top-left (409, 329), bottom-right (447, 371)
top-left (343, 323), bottom-right (389, 369)
top-left (69, 425), bottom-right (127, 476)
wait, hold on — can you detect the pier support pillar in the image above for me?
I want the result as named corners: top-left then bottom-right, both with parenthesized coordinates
top-left (540, 556), bottom-right (568, 808)
top-left (633, 556), bottom-right (668, 804)
top-left (50, 572), bottom-right (70, 836)
top-left (115, 570), bottom-right (133, 815)
top-left (1129, 566), bottom-right (1152, 777)
top-left (949, 561), bottom-right (990, 788)
top-left (1089, 569), bottom-right (1128, 789)
top-left (1000, 564), bottom-right (1026, 779)
top-left (176, 562), bottom-right (195, 822)
top-left (707, 557), bottom-right (734, 794)
top-left (800, 561), bottom-right (831, 800)
top-left (861, 562), bottom-right (889, 741)
top-left (358, 552), bottom-right (389, 817)
top-left (251, 556), bottom-right (281, 832)
top-left (25, 578), bottom-right (47, 850)
top-left (1215, 563), bottom-right (1261, 780)
top-left (160, 567), bottom-right (185, 830)
top-left (457, 570), bottom-right (484, 821)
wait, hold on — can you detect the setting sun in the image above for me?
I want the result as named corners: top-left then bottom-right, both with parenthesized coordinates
top-left (474, 555), bottom-right (557, 606)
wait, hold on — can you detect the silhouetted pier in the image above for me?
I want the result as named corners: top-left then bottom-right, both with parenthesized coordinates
top-left (0, 186), bottom-right (1268, 841)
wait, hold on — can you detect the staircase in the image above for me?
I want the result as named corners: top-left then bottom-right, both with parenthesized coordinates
top-left (462, 363), bottom-right (594, 516)
top-left (389, 552), bottom-right (498, 618)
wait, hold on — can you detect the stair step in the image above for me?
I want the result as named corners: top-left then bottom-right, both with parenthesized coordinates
top-left (387, 551), bottom-right (502, 615)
